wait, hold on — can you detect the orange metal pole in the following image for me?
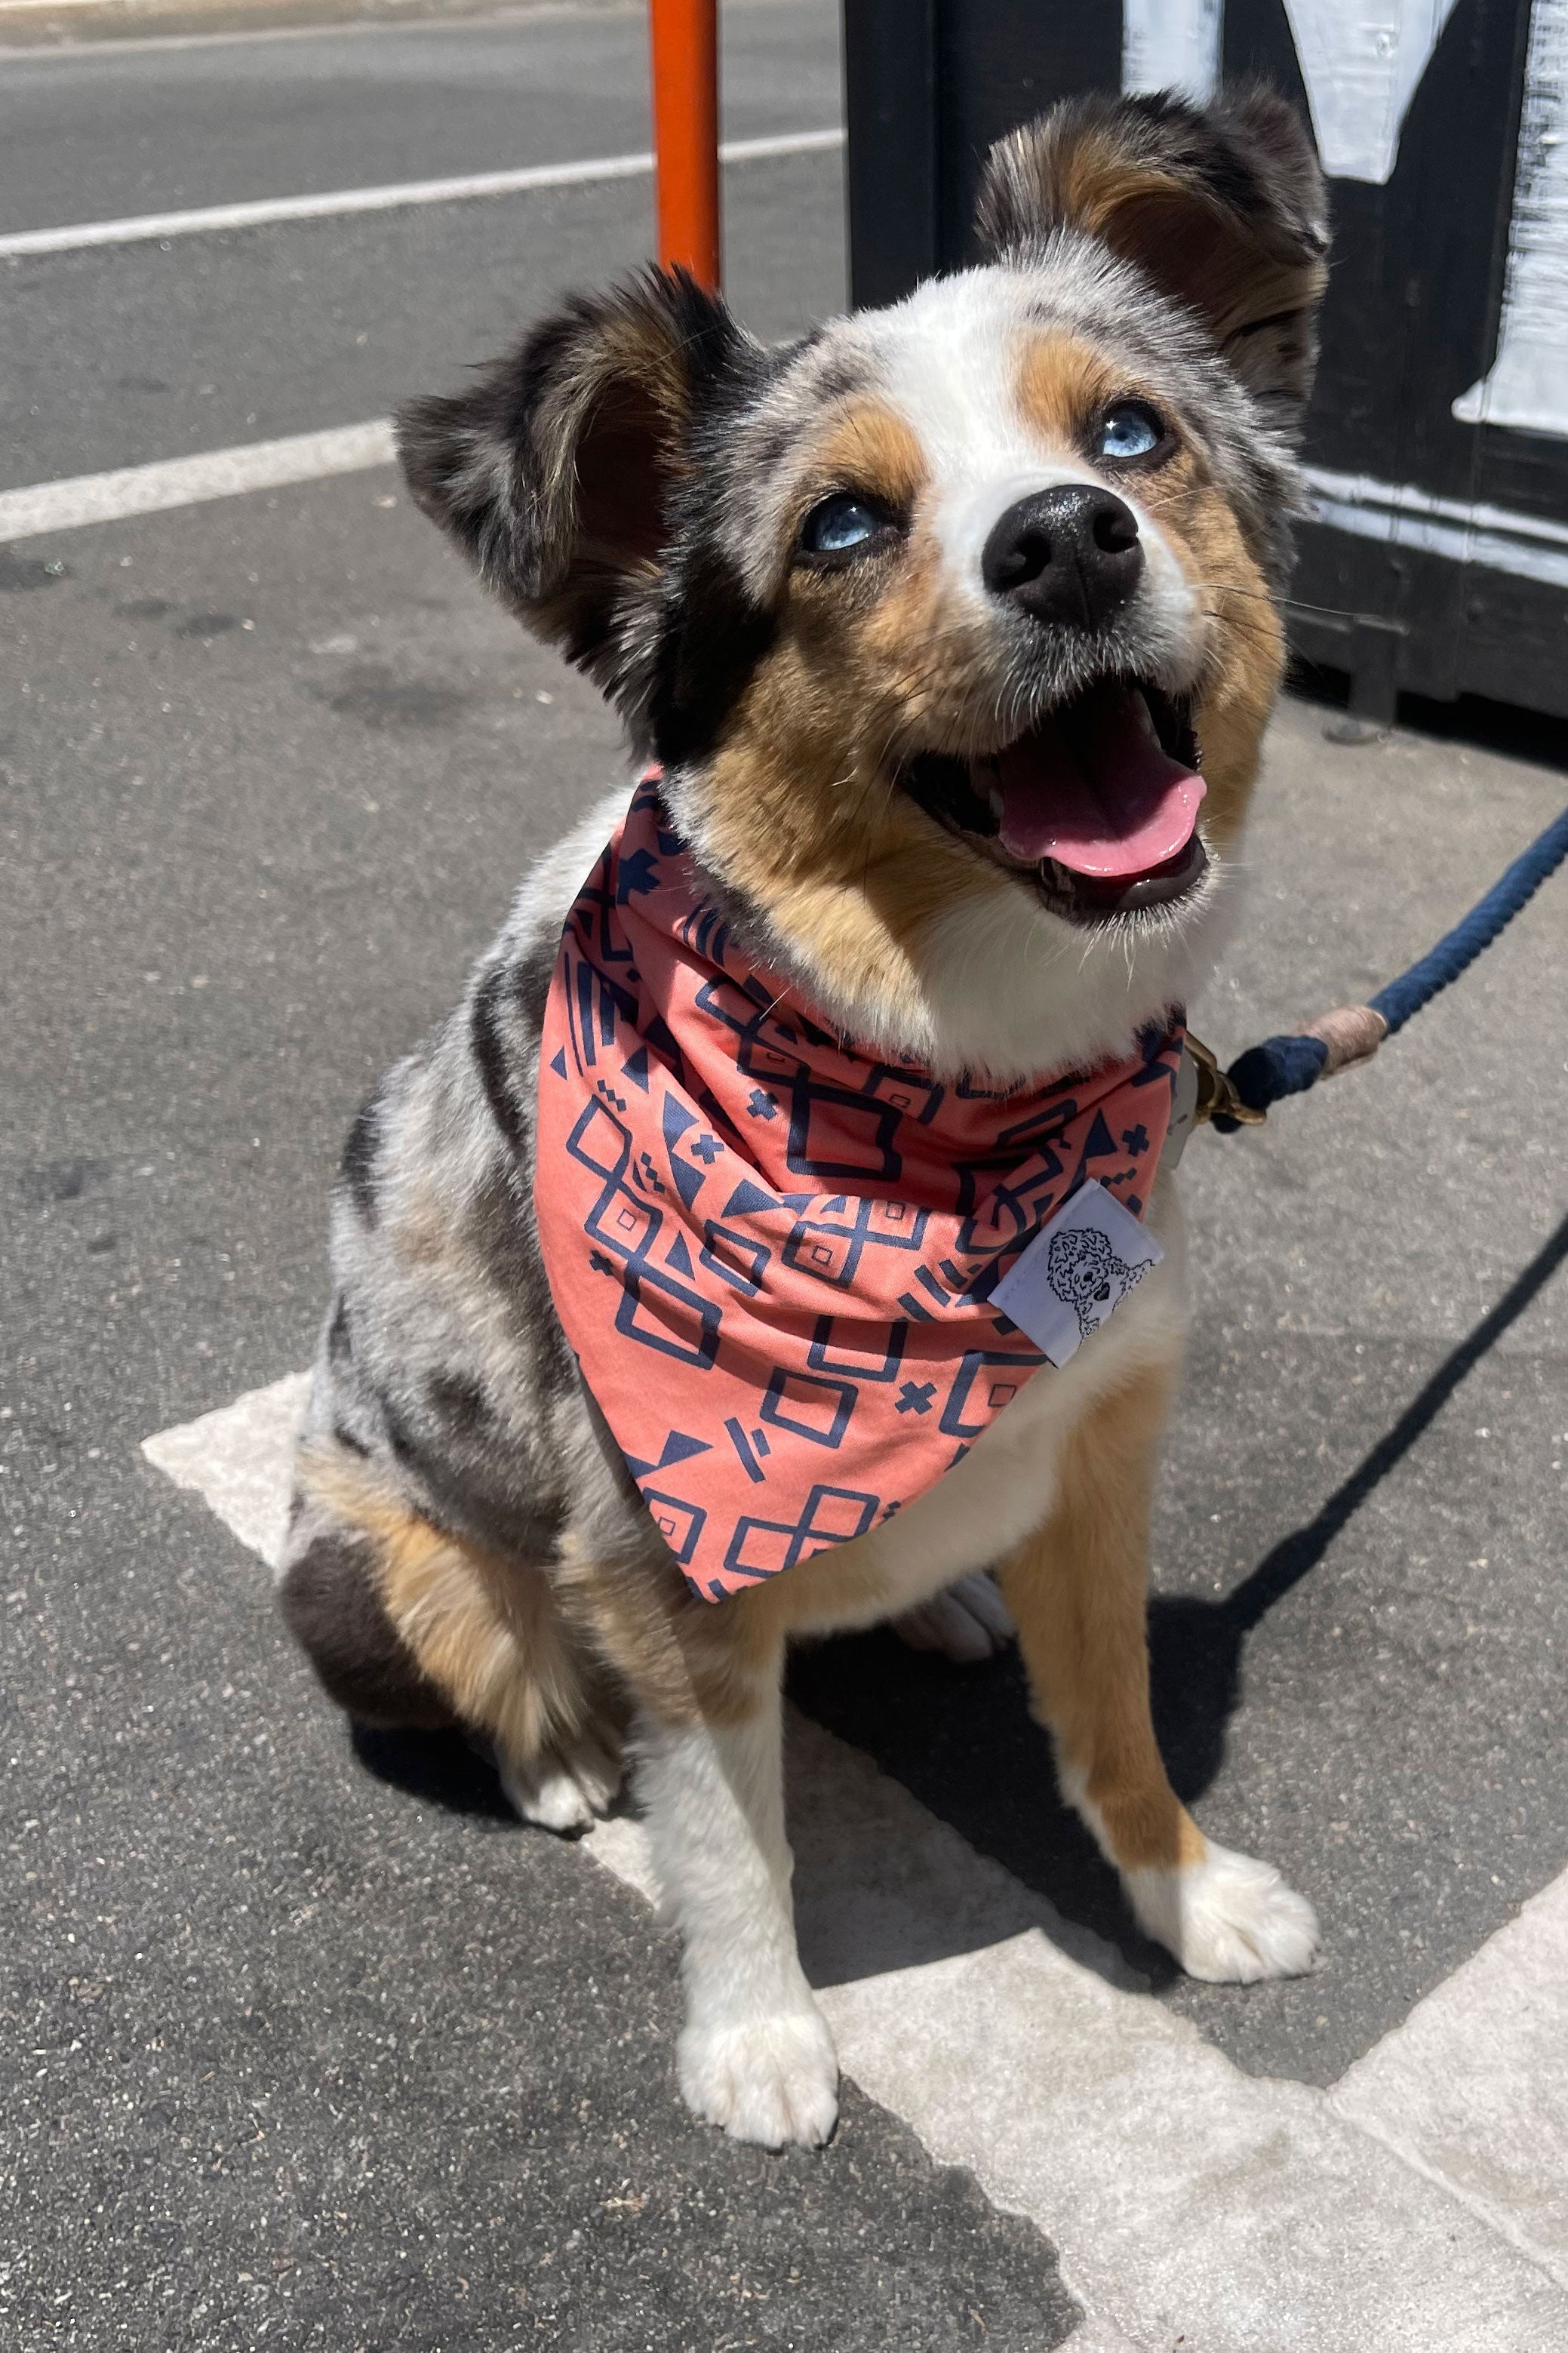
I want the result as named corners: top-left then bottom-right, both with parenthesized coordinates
top-left (649, 0), bottom-right (721, 289)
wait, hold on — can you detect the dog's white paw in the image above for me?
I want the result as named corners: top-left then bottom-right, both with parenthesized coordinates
top-left (1124, 1839), bottom-right (1321, 1983)
top-left (678, 2005), bottom-right (840, 2148)
top-left (892, 1570), bottom-right (1015, 1663)
top-left (497, 1731), bottom-right (623, 1835)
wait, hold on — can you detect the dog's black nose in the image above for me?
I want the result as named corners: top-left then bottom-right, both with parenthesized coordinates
top-left (981, 486), bottom-right (1144, 629)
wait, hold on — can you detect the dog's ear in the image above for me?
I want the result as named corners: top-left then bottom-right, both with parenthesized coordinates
top-left (975, 86), bottom-right (1328, 424)
top-left (396, 268), bottom-right (760, 707)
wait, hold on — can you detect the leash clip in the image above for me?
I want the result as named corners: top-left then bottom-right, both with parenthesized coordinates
top-left (1186, 1032), bottom-right (1267, 1127)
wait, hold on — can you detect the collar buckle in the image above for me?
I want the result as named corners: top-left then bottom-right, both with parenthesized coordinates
top-left (1186, 1032), bottom-right (1267, 1127)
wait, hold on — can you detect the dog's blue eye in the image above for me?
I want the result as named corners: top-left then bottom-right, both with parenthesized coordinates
top-left (1099, 401), bottom-right (1164, 461)
top-left (800, 494), bottom-right (884, 557)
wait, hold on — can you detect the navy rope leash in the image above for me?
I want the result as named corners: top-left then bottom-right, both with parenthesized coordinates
top-left (1201, 801), bottom-right (1568, 1134)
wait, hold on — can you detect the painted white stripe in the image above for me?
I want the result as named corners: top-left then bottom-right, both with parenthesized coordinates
top-left (144, 1377), bottom-right (1568, 2352)
top-left (142, 1369), bottom-right (309, 1573)
top-left (1303, 460), bottom-right (1568, 590)
top-left (0, 420), bottom-right (395, 543)
top-left (786, 1730), bottom-right (1566, 2353)
top-left (0, 109), bottom-right (843, 546)
top-left (0, 5), bottom-right (605, 64)
top-left (1332, 1869), bottom-right (1568, 2284)
top-left (0, 128), bottom-right (844, 259)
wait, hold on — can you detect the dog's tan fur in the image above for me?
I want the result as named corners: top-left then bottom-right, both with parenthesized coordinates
top-left (1001, 1357), bottom-right (1207, 1872)
top-left (298, 1447), bottom-right (600, 1759)
top-left (660, 341), bottom-right (1284, 1081)
top-left (976, 97), bottom-right (1330, 400)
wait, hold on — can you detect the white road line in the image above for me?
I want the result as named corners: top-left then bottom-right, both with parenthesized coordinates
top-left (1, 125), bottom-right (846, 545)
top-left (783, 1733), bottom-right (1566, 2353)
top-left (142, 1370), bottom-right (309, 1571)
top-left (1332, 1871), bottom-right (1568, 2285)
top-left (0, 128), bottom-right (844, 257)
top-left (0, 3), bottom-right (628, 64)
top-left (0, 419), bottom-right (395, 542)
top-left (143, 1375), bottom-right (1568, 2351)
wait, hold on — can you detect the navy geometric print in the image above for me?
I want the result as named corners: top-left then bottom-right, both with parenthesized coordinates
top-left (532, 777), bottom-right (1185, 1598)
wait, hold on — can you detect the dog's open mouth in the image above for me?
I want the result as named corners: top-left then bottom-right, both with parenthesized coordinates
top-left (902, 679), bottom-right (1208, 923)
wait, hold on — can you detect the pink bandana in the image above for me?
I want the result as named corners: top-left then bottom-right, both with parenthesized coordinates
top-left (534, 778), bottom-right (1182, 1600)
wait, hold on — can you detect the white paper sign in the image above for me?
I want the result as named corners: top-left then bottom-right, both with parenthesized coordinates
top-left (990, 1180), bottom-right (1163, 1368)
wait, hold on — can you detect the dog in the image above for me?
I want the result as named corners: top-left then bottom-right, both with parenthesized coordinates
top-left (279, 85), bottom-right (1329, 2148)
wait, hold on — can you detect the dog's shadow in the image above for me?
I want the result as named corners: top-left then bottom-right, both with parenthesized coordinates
top-left (792, 1207), bottom-right (1568, 1985)
top-left (349, 1214), bottom-right (1568, 1988)
top-left (785, 1595), bottom-right (1238, 1991)
top-left (344, 1594), bottom-right (1239, 1990)
top-left (351, 1721), bottom-right (521, 1822)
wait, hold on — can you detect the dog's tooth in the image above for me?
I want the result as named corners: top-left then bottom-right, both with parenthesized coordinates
top-left (988, 783), bottom-right (1005, 823)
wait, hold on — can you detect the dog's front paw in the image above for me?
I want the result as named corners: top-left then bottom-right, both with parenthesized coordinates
top-left (495, 1729), bottom-right (623, 1835)
top-left (1124, 1839), bottom-right (1320, 1983)
top-left (678, 2005), bottom-right (839, 2148)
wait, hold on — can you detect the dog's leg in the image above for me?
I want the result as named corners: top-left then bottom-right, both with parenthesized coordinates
top-left (284, 1453), bottom-right (625, 1829)
top-left (279, 1495), bottom-right (459, 1732)
top-left (636, 1661), bottom-right (838, 2149)
top-left (1001, 1361), bottom-right (1320, 1983)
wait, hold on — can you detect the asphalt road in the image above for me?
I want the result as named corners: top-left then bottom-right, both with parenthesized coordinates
top-left (4, 5), bottom-right (1567, 2348)
top-left (2, 2), bottom-right (844, 488)
top-left (0, 1), bottom-right (841, 229)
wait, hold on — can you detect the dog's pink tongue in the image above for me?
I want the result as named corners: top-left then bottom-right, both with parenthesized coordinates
top-left (995, 691), bottom-right (1205, 878)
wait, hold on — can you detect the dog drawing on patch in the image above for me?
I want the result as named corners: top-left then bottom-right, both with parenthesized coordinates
top-left (1047, 1225), bottom-right (1148, 1339)
top-left (279, 85), bottom-right (1330, 2150)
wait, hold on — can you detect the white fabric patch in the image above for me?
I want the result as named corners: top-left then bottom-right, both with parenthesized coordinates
top-left (990, 1180), bottom-right (1163, 1368)
top-left (1282, 0), bottom-right (1462, 186)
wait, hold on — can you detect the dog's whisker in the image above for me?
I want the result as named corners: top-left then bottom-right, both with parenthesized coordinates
top-left (1194, 580), bottom-right (1383, 628)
